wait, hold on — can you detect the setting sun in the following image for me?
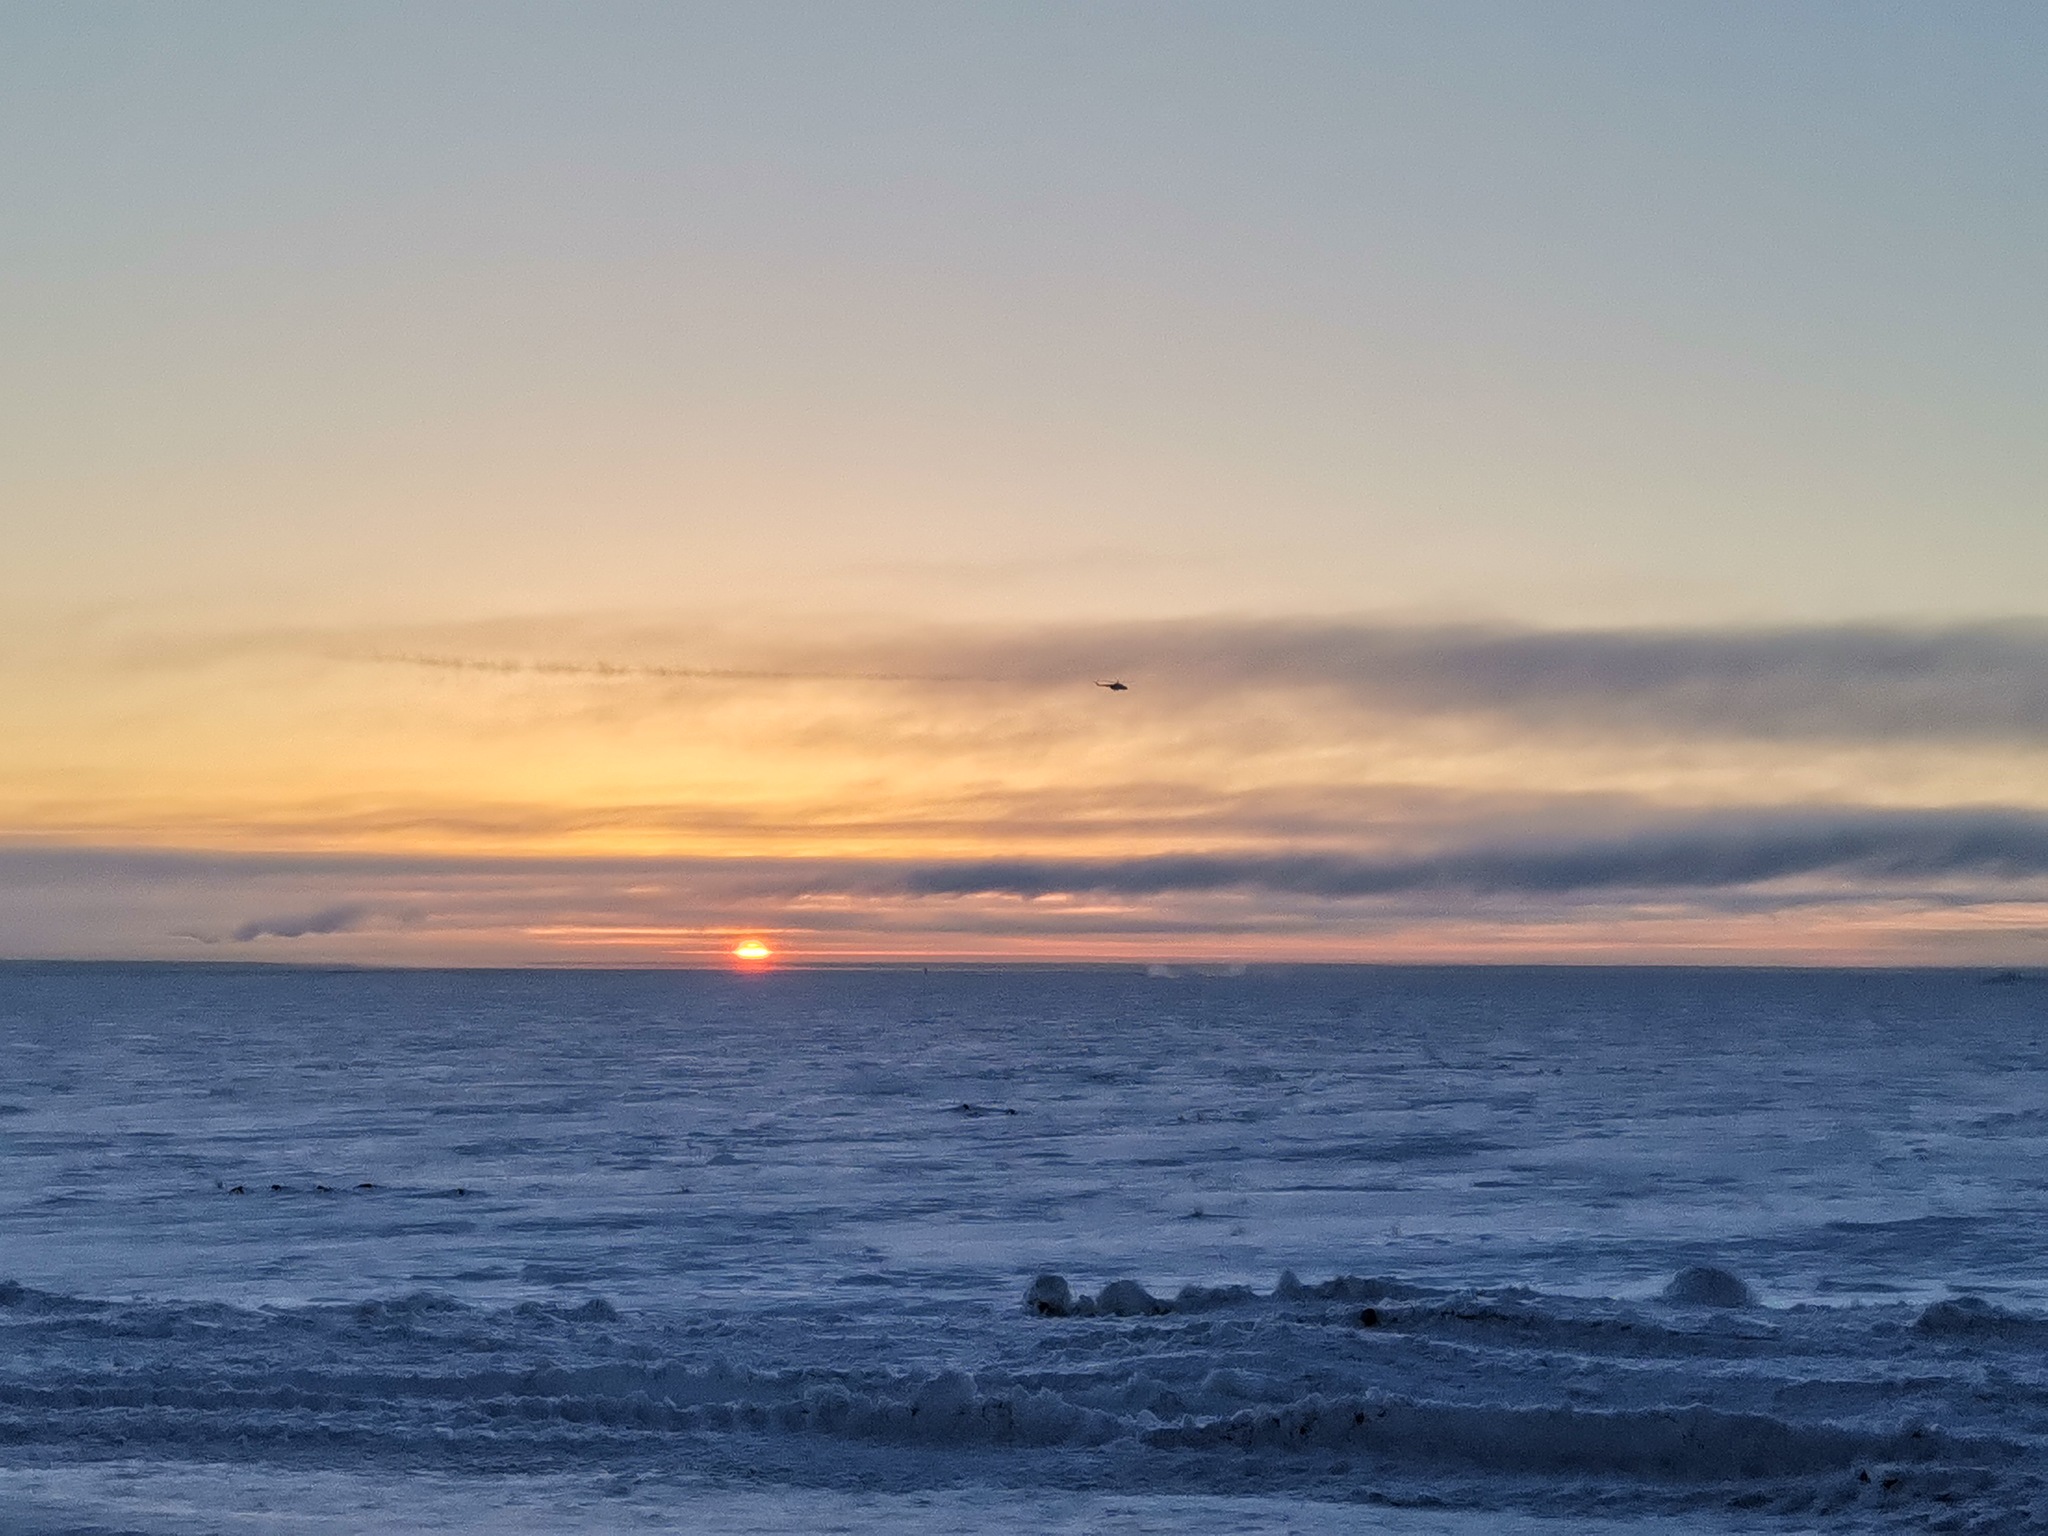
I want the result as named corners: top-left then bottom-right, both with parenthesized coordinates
top-left (732, 939), bottom-right (772, 962)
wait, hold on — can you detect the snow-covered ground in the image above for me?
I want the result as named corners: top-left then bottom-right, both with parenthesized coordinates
top-left (1, 963), bottom-right (2044, 1531)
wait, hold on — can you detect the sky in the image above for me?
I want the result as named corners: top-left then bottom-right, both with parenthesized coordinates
top-left (3, 2), bottom-right (2046, 965)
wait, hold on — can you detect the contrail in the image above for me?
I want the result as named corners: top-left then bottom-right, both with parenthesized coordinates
top-left (341, 651), bottom-right (992, 685)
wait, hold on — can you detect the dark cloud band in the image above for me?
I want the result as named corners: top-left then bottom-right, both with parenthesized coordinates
top-left (9, 807), bottom-right (2048, 910)
top-left (894, 811), bottom-right (2048, 899)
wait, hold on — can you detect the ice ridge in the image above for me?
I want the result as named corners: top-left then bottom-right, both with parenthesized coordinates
top-left (6, 1273), bottom-right (2048, 1526)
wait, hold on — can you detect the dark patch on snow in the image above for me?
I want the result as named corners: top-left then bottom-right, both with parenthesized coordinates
top-left (1270, 1132), bottom-right (1506, 1164)
top-left (1914, 1295), bottom-right (2048, 1337)
top-left (1662, 1266), bottom-right (1755, 1308)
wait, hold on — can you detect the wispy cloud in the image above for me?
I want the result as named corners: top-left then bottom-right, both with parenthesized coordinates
top-left (225, 615), bottom-right (2048, 743)
top-left (229, 904), bottom-right (375, 942)
top-left (341, 652), bottom-right (988, 685)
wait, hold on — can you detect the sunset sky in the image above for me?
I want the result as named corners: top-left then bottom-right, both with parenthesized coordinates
top-left (5, 3), bottom-right (2047, 964)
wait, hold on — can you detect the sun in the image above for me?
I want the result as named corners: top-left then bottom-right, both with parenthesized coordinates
top-left (732, 939), bottom-right (773, 962)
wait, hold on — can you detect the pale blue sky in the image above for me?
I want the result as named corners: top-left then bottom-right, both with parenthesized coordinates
top-left (5, 2), bottom-right (2045, 628)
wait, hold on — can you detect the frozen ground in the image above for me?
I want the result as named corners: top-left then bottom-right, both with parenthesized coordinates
top-left (0, 1464), bottom-right (1770, 1536)
top-left (0, 963), bottom-right (2044, 1532)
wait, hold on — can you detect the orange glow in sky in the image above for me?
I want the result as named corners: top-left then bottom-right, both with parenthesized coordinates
top-left (5, 9), bottom-right (2046, 969)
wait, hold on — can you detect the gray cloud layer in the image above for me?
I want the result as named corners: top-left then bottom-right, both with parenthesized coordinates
top-left (10, 807), bottom-right (2048, 913)
top-left (956, 619), bottom-right (2048, 742)
top-left (892, 810), bottom-right (2048, 900)
top-left (308, 617), bottom-right (2048, 743)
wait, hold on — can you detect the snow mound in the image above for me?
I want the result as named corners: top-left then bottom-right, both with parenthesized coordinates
top-left (1275, 1270), bottom-right (1430, 1304)
top-left (1168, 1283), bottom-right (1260, 1312)
top-left (1095, 1280), bottom-right (1167, 1317)
top-left (1023, 1274), bottom-right (1243, 1317)
top-left (1661, 1266), bottom-right (1754, 1308)
top-left (1024, 1274), bottom-right (1077, 1316)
